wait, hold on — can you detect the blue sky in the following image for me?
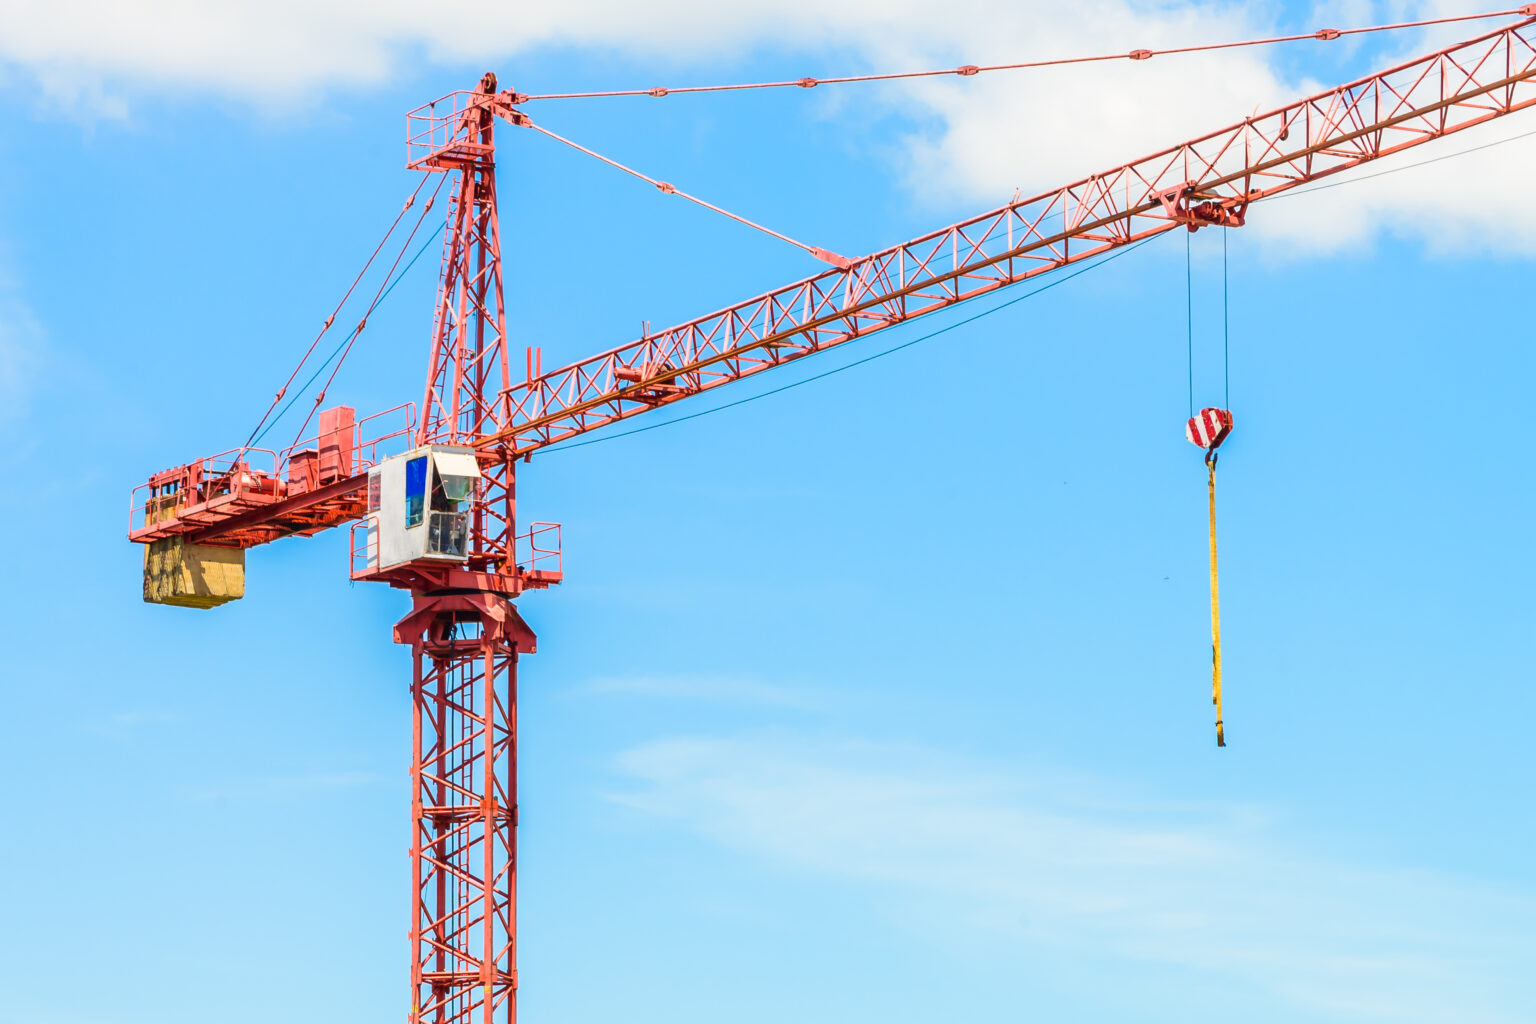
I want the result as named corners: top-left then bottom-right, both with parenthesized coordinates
top-left (0, 2), bottom-right (1532, 1022)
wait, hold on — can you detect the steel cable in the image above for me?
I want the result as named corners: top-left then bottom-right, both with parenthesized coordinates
top-left (520, 8), bottom-right (1534, 102)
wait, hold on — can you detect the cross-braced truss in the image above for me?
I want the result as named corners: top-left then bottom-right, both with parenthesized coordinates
top-left (478, 17), bottom-right (1536, 455)
top-left (125, 15), bottom-right (1536, 1022)
top-left (397, 595), bottom-right (532, 1024)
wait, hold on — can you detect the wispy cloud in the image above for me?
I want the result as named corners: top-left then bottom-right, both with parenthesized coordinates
top-left (0, 260), bottom-right (42, 427)
top-left (613, 734), bottom-right (1536, 1023)
top-left (4, 2), bottom-right (1533, 250)
top-left (580, 674), bottom-right (823, 709)
top-left (183, 770), bottom-right (381, 803)
top-left (84, 709), bottom-right (175, 738)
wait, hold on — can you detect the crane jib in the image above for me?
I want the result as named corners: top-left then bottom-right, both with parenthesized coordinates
top-left (131, 16), bottom-right (1536, 556)
top-left (479, 16), bottom-right (1536, 457)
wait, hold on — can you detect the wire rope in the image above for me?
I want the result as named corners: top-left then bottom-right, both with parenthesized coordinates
top-left (1186, 230), bottom-right (1195, 418)
top-left (525, 122), bottom-right (848, 266)
top-left (1264, 123), bottom-right (1536, 200)
top-left (251, 193), bottom-right (445, 449)
top-left (287, 175), bottom-right (450, 447)
top-left (1223, 226), bottom-right (1230, 410)
top-left (539, 234), bottom-right (1160, 455)
top-left (250, 40), bottom-right (1536, 459)
top-left (241, 175), bottom-right (432, 451)
top-left (519, 8), bottom-right (1534, 102)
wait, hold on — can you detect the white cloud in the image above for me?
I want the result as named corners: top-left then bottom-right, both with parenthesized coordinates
top-left (84, 708), bottom-right (175, 738)
top-left (580, 673), bottom-right (823, 708)
top-left (614, 734), bottom-right (1536, 1023)
top-left (0, 263), bottom-right (42, 426)
top-left (183, 770), bottom-right (380, 802)
top-left (1245, 119), bottom-right (1536, 255)
top-left (1, 2), bottom-right (1533, 250)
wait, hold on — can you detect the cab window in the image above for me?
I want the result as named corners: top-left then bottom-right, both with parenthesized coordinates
top-left (404, 456), bottom-right (428, 528)
top-left (432, 473), bottom-right (475, 512)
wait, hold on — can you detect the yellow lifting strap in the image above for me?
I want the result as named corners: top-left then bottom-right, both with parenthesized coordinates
top-left (1206, 451), bottom-right (1225, 747)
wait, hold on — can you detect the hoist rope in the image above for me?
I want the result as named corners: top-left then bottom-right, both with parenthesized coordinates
top-left (1186, 227), bottom-right (1232, 747)
top-left (1207, 451), bottom-right (1225, 747)
top-left (525, 122), bottom-right (850, 267)
top-left (240, 21), bottom-right (1536, 461)
top-left (1223, 225), bottom-right (1230, 409)
top-left (1185, 231), bottom-right (1194, 418)
top-left (1184, 228), bottom-right (1231, 412)
top-left (519, 8), bottom-right (1534, 102)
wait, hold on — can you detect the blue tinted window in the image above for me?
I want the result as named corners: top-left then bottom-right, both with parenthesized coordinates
top-left (404, 456), bottom-right (428, 528)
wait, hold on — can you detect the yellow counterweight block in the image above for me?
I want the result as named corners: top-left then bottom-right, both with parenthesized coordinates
top-left (143, 537), bottom-right (246, 609)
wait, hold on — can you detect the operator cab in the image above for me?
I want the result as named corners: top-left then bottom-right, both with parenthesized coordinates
top-left (364, 446), bottom-right (482, 571)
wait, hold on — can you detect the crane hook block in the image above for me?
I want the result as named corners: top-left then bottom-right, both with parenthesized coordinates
top-left (1186, 407), bottom-right (1233, 450)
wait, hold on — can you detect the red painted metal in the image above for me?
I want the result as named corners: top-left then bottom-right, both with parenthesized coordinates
top-left (394, 594), bottom-right (534, 1024)
top-left (1186, 408), bottom-right (1234, 450)
top-left (484, 16), bottom-right (1536, 456)
top-left (128, 404), bottom-right (416, 547)
top-left (318, 406), bottom-right (357, 480)
top-left (525, 121), bottom-right (851, 267)
top-left (519, 6), bottom-right (1536, 102)
top-left (400, 28), bottom-right (1536, 1018)
top-left (349, 519), bottom-right (563, 594)
top-left (400, 73), bottom-right (542, 1024)
top-left (124, 16), bottom-right (1536, 1022)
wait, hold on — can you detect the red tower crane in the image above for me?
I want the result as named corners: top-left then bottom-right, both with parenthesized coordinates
top-left (128, 15), bottom-right (1536, 1024)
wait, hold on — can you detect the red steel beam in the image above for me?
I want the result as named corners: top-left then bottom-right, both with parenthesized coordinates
top-left (395, 593), bottom-right (531, 1024)
top-left (188, 472), bottom-right (366, 545)
top-left (479, 16), bottom-right (1536, 456)
top-left (130, 17), bottom-right (1536, 556)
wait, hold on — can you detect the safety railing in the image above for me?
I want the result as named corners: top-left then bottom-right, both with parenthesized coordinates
top-left (130, 404), bottom-right (417, 541)
top-left (129, 447), bottom-right (280, 536)
top-left (350, 518), bottom-right (379, 579)
top-left (351, 518), bottom-right (562, 584)
top-left (279, 403), bottom-right (417, 490)
top-left (406, 91), bottom-right (491, 170)
top-left (516, 522), bottom-right (563, 579)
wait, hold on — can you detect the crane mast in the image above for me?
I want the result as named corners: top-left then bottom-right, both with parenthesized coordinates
top-left (398, 72), bottom-right (527, 1024)
top-left (124, 15), bottom-right (1536, 1024)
